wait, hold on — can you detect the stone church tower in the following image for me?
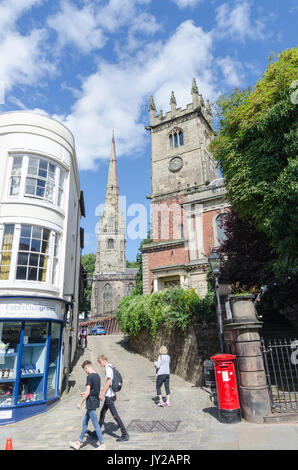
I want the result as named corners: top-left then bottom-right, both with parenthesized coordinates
top-left (91, 136), bottom-right (137, 319)
top-left (142, 79), bottom-right (230, 295)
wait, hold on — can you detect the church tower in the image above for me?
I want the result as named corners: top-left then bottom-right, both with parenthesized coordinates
top-left (142, 79), bottom-right (230, 295)
top-left (91, 135), bottom-right (137, 319)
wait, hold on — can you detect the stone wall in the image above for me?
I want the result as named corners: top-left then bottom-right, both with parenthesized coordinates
top-left (129, 321), bottom-right (219, 386)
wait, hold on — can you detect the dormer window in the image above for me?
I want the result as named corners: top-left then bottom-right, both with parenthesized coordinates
top-left (169, 128), bottom-right (184, 149)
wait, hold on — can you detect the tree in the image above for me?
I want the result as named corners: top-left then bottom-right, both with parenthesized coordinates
top-left (217, 209), bottom-right (275, 288)
top-left (81, 253), bottom-right (96, 315)
top-left (131, 229), bottom-right (153, 295)
top-left (210, 46), bottom-right (298, 276)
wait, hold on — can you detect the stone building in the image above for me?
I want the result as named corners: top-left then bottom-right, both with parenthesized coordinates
top-left (91, 136), bottom-right (137, 318)
top-left (142, 79), bottom-right (230, 296)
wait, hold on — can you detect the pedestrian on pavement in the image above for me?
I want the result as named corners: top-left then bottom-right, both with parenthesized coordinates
top-left (155, 346), bottom-right (171, 407)
top-left (88, 354), bottom-right (129, 442)
top-left (70, 360), bottom-right (106, 450)
top-left (81, 326), bottom-right (87, 348)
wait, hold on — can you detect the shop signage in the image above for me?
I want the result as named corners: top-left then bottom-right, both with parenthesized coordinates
top-left (0, 300), bottom-right (64, 321)
top-left (0, 410), bottom-right (12, 420)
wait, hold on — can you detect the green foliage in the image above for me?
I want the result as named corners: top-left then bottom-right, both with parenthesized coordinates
top-left (130, 229), bottom-right (153, 296)
top-left (116, 287), bottom-right (215, 338)
top-left (81, 253), bottom-right (96, 314)
top-left (126, 260), bottom-right (138, 268)
top-left (210, 46), bottom-right (298, 275)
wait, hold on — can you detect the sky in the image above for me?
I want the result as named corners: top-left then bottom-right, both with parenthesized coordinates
top-left (0, 0), bottom-right (297, 261)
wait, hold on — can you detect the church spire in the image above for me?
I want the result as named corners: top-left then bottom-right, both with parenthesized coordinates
top-left (95, 134), bottom-right (126, 274)
top-left (106, 131), bottom-right (119, 197)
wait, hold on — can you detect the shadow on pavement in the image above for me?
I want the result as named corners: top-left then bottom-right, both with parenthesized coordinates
top-left (102, 422), bottom-right (121, 439)
top-left (202, 406), bottom-right (222, 423)
top-left (115, 335), bottom-right (137, 353)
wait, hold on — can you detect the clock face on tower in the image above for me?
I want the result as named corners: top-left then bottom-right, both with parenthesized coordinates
top-left (169, 155), bottom-right (183, 172)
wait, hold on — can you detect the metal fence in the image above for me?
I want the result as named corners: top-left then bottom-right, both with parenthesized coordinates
top-left (261, 337), bottom-right (298, 414)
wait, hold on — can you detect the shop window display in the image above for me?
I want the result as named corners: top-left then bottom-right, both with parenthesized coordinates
top-left (0, 322), bottom-right (22, 407)
top-left (47, 323), bottom-right (61, 399)
top-left (18, 322), bottom-right (48, 404)
top-left (0, 320), bottom-right (62, 412)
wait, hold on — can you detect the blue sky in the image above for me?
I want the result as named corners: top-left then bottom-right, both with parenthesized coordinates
top-left (0, 0), bottom-right (297, 261)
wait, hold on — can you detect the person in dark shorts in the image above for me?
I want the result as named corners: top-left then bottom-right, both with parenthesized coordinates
top-left (70, 360), bottom-right (106, 450)
top-left (155, 346), bottom-right (171, 407)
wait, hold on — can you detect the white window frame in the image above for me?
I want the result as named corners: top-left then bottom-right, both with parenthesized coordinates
top-left (0, 222), bottom-right (61, 286)
top-left (7, 153), bottom-right (67, 210)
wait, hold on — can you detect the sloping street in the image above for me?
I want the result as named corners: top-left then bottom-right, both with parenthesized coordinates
top-left (0, 334), bottom-right (297, 451)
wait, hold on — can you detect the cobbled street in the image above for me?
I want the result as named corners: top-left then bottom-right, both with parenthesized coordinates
top-left (0, 334), bottom-right (298, 451)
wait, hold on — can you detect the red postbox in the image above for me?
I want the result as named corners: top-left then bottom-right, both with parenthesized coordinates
top-left (210, 354), bottom-right (241, 423)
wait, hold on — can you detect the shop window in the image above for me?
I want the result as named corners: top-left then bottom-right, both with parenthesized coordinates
top-left (0, 322), bottom-right (22, 407)
top-left (0, 224), bottom-right (14, 280)
top-left (46, 323), bottom-right (61, 399)
top-left (18, 322), bottom-right (48, 404)
top-left (8, 154), bottom-right (66, 208)
top-left (16, 225), bottom-right (50, 282)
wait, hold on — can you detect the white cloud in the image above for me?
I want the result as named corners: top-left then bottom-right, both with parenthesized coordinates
top-left (63, 20), bottom-right (218, 170)
top-left (170, 0), bottom-right (203, 8)
top-left (47, 0), bottom-right (107, 53)
top-left (0, 0), bottom-right (54, 97)
top-left (0, 0), bottom-right (42, 31)
top-left (217, 57), bottom-right (244, 87)
top-left (47, 0), bottom-right (160, 56)
top-left (215, 1), bottom-right (266, 41)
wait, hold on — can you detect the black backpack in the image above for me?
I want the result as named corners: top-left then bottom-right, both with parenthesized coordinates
top-left (111, 367), bottom-right (123, 392)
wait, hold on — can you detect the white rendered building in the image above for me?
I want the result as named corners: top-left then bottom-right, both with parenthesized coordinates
top-left (0, 111), bottom-right (84, 424)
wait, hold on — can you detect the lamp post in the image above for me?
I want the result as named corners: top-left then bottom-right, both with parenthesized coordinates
top-left (208, 248), bottom-right (225, 353)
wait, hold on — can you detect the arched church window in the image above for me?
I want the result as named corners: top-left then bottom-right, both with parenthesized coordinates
top-left (107, 238), bottom-right (114, 249)
top-left (127, 283), bottom-right (135, 296)
top-left (179, 131), bottom-right (183, 146)
top-left (103, 283), bottom-right (113, 313)
top-left (169, 128), bottom-right (184, 149)
top-left (216, 213), bottom-right (228, 245)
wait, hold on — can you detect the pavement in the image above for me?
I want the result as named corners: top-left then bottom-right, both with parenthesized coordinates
top-left (0, 334), bottom-right (298, 451)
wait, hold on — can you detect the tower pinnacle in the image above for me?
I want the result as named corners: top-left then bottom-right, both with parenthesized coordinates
top-left (191, 78), bottom-right (199, 108)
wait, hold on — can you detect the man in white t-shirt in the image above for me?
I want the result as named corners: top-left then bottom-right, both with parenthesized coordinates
top-left (88, 354), bottom-right (129, 442)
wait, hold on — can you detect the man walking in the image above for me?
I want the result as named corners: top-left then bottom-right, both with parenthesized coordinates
top-left (88, 354), bottom-right (129, 442)
top-left (69, 360), bottom-right (106, 450)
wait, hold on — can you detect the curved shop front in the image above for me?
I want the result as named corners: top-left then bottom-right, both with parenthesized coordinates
top-left (0, 297), bottom-right (67, 425)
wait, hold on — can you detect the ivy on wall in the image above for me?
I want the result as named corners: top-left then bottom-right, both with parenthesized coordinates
top-left (116, 287), bottom-right (215, 339)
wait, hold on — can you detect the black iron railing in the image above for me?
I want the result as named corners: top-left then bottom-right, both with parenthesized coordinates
top-left (261, 337), bottom-right (298, 414)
